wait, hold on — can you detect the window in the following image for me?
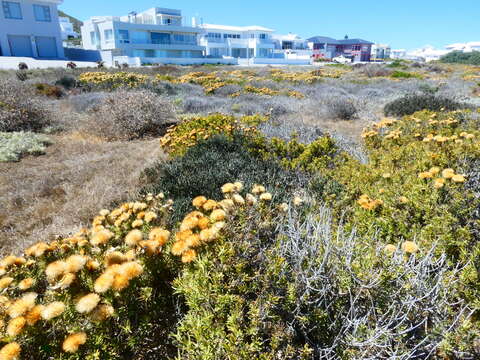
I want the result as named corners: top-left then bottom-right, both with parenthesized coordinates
top-left (259, 34), bottom-right (267, 40)
top-left (33, 4), bottom-right (51, 22)
top-left (118, 30), bottom-right (130, 43)
top-left (223, 34), bottom-right (240, 39)
top-left (207, 33), bottom-right (221, 39)
top-left (2, 1), bottom-right (22, 19)
top-left (162, 18), bottom-right (171, 25)
top-left (90, 31), bottom-right (99, 45)
top-left (352, 45), bottom-right (361, 51)
top-left (104, 29), bottom-right (113, 41)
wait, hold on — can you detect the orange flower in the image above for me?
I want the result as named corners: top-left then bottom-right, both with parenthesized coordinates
top-left (62, 332), bottom-right (87, 353)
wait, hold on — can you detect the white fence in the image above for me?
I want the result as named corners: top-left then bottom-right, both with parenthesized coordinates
top-left (0, 56), bottom-right (98, 70)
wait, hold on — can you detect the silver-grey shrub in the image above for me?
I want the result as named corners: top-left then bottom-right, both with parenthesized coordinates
top-left (0, 80), bottom-right (50, 132)
top-left (0, 131), bottom-right (52, 162)
top-left (276, 206), bottom-right (472, 359)
top-left (91, 89), bottom-right (176, 140)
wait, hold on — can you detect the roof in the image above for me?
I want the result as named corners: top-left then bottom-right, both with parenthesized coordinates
top-left (307, 36), bottom-right (373, 45)
top-left (307, 36), bottom-right (339, 44)
top-left (200, 23), bottom-right (274, 32)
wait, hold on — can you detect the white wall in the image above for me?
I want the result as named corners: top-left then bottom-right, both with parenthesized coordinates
top-left (113, 55), bottom-right (238, 66)
top-left (0, 0), bottom-right (64, 58)
top-left (0, 56), bottom-right (97, 69)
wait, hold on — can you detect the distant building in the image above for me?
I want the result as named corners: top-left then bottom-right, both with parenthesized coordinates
top-left (390, 49), bottom-right (407, 59)
top-left (59, 16), bottom-right (79, 40)
top-left (307, 35), bottom-right (373, 62)
top-left (81, 7), bottom-right (208, 65)
top-left (198, 23), bottom-right (275, 59)
top-left (272, 33), bottom-right (308, 50)
top-left (370, 43), bottom-right (391, 61)
top-left (0, 0), bottom-right (65, 58)
top-left (445, 42), bottom-right (480, 53)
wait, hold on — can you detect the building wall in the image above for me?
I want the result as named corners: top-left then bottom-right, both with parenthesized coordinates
top-left (0, 0), bottom-right (64, 58)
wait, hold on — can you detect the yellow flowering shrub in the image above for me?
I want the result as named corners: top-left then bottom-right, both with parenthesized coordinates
top-left (78, 72), bottom-right (149, 89)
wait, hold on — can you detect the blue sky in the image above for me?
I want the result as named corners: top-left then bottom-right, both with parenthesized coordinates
top-left (59, 0), bottom-right (479, 50)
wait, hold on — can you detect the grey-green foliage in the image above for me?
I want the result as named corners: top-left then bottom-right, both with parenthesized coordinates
top-left (0, 131), bottom-right (52, 162)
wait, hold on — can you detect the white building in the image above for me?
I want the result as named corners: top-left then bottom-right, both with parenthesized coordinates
top-left (445, 42), bottom-right (480, 53)
top-left (81, 7), bottom-right (209, 65)
top-left (59, 16), bottom-right (78, 40)
top-left (390, 49), bottom-right (407, 59)
top-left (371, 43), bottom-right (391, 61)
top-left (0, 0), bottom-right (65, 58)
top-left (272, 33), bottom-right (308, 50)
top-left (199, 24), bottom-right (275, 59)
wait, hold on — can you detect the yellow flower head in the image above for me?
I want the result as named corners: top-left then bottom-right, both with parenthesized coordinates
top-left (219, 199), bottom-right (235, 211)
top-left (65, 255), bottom-right (88, 273)
top-left (452, 174), bottom-right (466, 183)
top-left (171, 240), bottom-right (188, 256)
top-left (251, 185), bottom-right (266, 195)
top-left (192, 196), bottom-right (207, 209)
top-left (45, 261), bottom-right (67, 283)
top-left (94, 272), bottom-right (115, 294)
top-left (398, 196), bottom-right (409, 204)
top-left (401, 241), bottom-right (419, 254)
top-left (131, 219), bottom-right (144, 228)
top-left (221, 183), bottom-right (237, 194)
top-left (260, 193), bottom-right (273, 201)
top-left (90, 304), bottom-right (114, 322)
top-left (41, 301), bottom-right (66, 320)
top-left (125, 229), bottom-right (143, 247)
top-left (62, 332), bottom-right (87, 353)
top-left (232, 194), bottom-right (245, 205)
top-left (442, 168), bottom-right (455, 179)
top-left (279, 203), bottom-right (289, 212)
top-left (180, 216), bottom-right (199, 232)
top-left (210, 209), bottom-right (227, 222)
top-left (90, 229), bottom-right (114, 246)
top-left (7, 317), bottom-right (26, 337)
top-left (181, 249), bottom-right (197, 263)
top-left (149, 228), bottom-right (170, 246)
top-left (0, 342), bottom-right (21, 360)
top-left (76, 293), bottom-right (101, 314)
top-left (434, 178), bottom-right (446, 189)
top-left (144, 211), bottom-right (157, 223)
top-left (293, 196), bottom-right (304, 206)
top-left (7, 293), bottom-right (37, 318)
top-left (0, 277), bottom-right (14, 290)
top-left (383, 244), bottom-right (397, 256)
top-left (59, 273), bottom-right (76, 289)
top-left (203, 199), bottom-right (218, 211)
top-left (429, 167), bottom-right (441, 176)
top-left (418, 171), bottom-right (433, 179)
top-left (25, 305), bottom-right (44, 326)
top-left (17, 278), bottom-right (35, 291)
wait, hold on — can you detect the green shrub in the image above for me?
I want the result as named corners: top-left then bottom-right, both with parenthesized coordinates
top-left (142, 133), bottom-right (306, 224)
top-left (34, 83), bottom-right (64, 98)
top-left (384, 94), bottom-right (466, 117)
top-left (0, 132), bottom-right (52, 162)
top-left (390, 70), bottom-right (422, 79)
top-left (440, 50), bottom-right (480, 65)
top-left (55, 76), bottom-right (77, 90)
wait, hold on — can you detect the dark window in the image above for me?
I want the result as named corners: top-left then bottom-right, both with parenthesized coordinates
top-left (2, 1), bottom-right (22, 19)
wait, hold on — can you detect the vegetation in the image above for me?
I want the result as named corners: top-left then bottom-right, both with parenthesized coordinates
top-left (1, 63), bottom-right (480, 359)
top-left (440, 50), bottom-right (480, 65)
top-left (0, 132), bottom-right (52, 162)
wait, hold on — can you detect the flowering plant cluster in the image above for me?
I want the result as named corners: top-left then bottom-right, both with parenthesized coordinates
top-left (78, 72), bottom-right (149, 89)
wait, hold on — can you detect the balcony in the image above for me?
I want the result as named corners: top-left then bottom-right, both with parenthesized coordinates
top-left (130, 39), bottom-right (198, 46)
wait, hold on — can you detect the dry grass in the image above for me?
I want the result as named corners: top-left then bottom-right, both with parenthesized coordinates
top-left (0, 133), bottom-right (164, 255)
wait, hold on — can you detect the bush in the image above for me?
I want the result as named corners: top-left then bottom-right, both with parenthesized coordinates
top-left (358, 64), bottom-right (392, 77)
top-left (325, 96), bottom-right (358, 120)
top-left (440, 50), bottom-right (480, 65)
top-left (34, 83), bottom-right (64, 98)
top-left (390, 70), bottom-right (423, 79)
top-left (0, 81), bottom-right (50, 132)
top-left (384, 94), bottom-right (466, 117)
top-left (55, 76), bottom-right (77, 90)
top-left (91, 90), bottom-right (176, 140)
top-left (143, 133), bottom-right (307, 223)
top-left (0, 131), bottom-right (52, 162)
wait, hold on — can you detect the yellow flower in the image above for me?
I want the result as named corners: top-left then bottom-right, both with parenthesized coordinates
top-left (125, 229), bottom-right (143, 247)
top-left (203, 199), bottom-right (218, 211)
top-left (90, 229), bottom-right (114, 246)
top-left (210, 209), bottom-right (227, 222)
top-left (62, 332), bottom-right (87, 353)
top-left (452, 174), bottom-right (466, 183)
top-left (251, 185), bottom-right (266, 195)
top-left (41, 301), bottom-right (66, 320)
top-left (232, 194), bottom-right (245, 205)
top-left (259, 193), bottom-right (272, 201)
top-left (245, 193), bottom-right (257, 206)
top-left (0, 277), bottom-right (14, 289)
top-left (279, 203), bottom-right (289, 212)
top-left (442, 168), bottom-right (455, 179)
top-left (383, 244), bottom-right (397, 256)
top-left (131, 219), bottom-right (144, 228)
top-left (434, 178), bottom-right (446, 189)
top-left (219, 199), bottom-right (235, 211)
top-left (192, 196), bottom-right (207, 208)
top-left (65, 255), bottom-right (88, 273)
top-left (221, 183), bottom-right (237, 193)
top-left (418, 172), bottom-right (433, 179)
top-left (17, 278), bottom-right (34, 291)
top-left (0, 342), bottom-right (21, 360)
top-left (429, 167), bottom-right (441, 176)
top-left (180, 216), bottom-right (199, 232)
top-left (181, 249), bottom-right (197, 263)
top-left (144, 211), bottom-right (157, 223)
top-left (59, 273), bottom-right (76, 289)
top-left (25, 305), bottom-right (44, 326)
top-left (149, 228), bottom-right (170, 246)
top-left (90, 304), bottom-right (114, 322)
top-left (76, 293), bottom-right (101, 314)
top-left (293, 197), bottom-right (304, 206)
top-left (233, 182), bottom-right (244, 192)
top-left (401, 241), bottom-right (419, 254)
top-left (7, 317), bottom-right (26, 337)
top-left (7, 293), bottom-right (37, 318)
top-left (398, 196), bottom-right (409, 204)
top-left (45, 261), bottom-right (67, 283)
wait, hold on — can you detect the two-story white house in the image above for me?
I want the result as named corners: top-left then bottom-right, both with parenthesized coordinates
top-left (81, 7), bottom-right (207, 65)
top-left (198, 24), bottom-right (275, 59)
top-left (59, 16), bottom-right (79, 40)
top-left (0, 0), bottom-right (64, 58)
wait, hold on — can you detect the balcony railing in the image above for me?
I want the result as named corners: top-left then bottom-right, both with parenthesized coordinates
top-left (130, 39), bottom-right (198, 46)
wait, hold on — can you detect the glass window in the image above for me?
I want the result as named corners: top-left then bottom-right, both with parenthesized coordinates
top-left (118, 30), bottom-right (130, 43)
top-left (259, 34), bottom-right (267, 39)
top-left (2, 1), bottom-right (22, 19)
top-left (104, 29), bottom-right (113, 41)
top-left (90, 31), bottom-right (99, 45)
top-left (33, 4), bottom-right (50, 22)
